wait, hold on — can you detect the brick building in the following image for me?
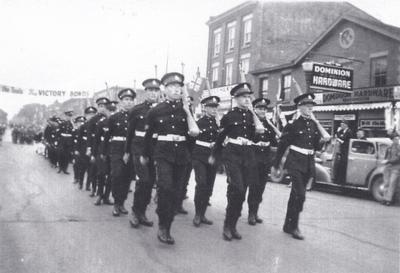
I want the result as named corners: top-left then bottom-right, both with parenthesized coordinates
top-left (251, 15), bottom-right (400, 135)
top-left (205, 1), bottom-right (377, 111)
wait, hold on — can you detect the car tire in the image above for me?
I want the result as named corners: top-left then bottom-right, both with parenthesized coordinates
top-left (370, 175), bottom-right (385, 202)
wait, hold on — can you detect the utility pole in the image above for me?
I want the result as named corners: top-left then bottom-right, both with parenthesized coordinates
top-left (181, 62), bottom-right (185, 75)
top-left (155, 65), bottom-right (158, 78)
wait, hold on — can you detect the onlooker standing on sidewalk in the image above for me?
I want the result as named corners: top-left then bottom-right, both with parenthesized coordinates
top-left (381, 134), bottom-right (400, 206)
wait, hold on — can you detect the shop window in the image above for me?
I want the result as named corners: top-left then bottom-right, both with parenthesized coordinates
top-left (370, 57), bottom-right (387, 87)
top-left (279, 74), bottom-right (291, 102)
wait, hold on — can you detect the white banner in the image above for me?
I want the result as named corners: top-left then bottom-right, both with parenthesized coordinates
top-left (0, 84), bottom-right (90, 98)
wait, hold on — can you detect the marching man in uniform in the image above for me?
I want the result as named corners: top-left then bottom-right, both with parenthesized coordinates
top-left (58, 110), bottom-right (75, 174)
top-left (141, 72), bottom-right (199, 245)
top-left (272, 93), bottom-right (330, 240)
top-left (192, 95), bottom-right (220, 227)
top-left (210, 83), bottom-right (264, 241)
top-left (247, 98), bottom-right (280, 225)
top-left (103, 89), bottom-right (135, 216)
top-left (124, 78), bottom-right (161, 228)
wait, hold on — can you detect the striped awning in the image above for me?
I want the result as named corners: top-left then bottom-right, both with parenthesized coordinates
top-left (313, 102), bottom-right (392, 112)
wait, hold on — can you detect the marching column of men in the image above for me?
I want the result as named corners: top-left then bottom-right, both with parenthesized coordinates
top-left (43, 72), bottom-right (331, 245)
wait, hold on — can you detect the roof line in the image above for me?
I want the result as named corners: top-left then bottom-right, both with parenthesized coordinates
top-left (206, 1), bottom-right (257, 26)
top-left (251, 14), bottom-right (400, 74)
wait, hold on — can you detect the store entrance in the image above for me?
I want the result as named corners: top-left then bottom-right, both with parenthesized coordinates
top-left (333, 112), bottom-right (357, 137)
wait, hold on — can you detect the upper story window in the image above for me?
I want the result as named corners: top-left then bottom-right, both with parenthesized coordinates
top-left (211, 62), bottom-right (219, 88)
top-left (225, 59), bottom-right (233, 86)
top-left (242, 14), bottom-right (253, 46)
top-left (227, 21), bottom-right (236, 52)
top-left (240, 54), bottom-right (250, 75)
top-left (260, 78), bottom-right (269, 97)
top-left (370, 56), bottom-right (387, 87)
top-left (280, 74), bottom-right (292, 102)
top-left (213, 28), bottom-right (222, 57)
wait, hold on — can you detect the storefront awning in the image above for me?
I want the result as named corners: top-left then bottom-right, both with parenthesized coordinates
top-left (313, 102), bottom-right (392, 112)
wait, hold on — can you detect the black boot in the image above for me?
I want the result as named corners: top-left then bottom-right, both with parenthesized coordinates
top-left (200, 204), bottom-right (213, 225)
top-left (231, 218), bottom-right (242, 240)
top-left (248, 211), bottom-right (257, 226)
top-left (102, 198), bottom-right (114, 205)
top-left (119, 203), bottom-right (129, 214)
top-left (166, 223), bottom-right (175, 245)
top-left (255, 205), bottom-right (263, 224)
top-left (94, 196), bottom-right (102, 206)
top-left (222, 222), bottom-right (233, 241)
top-left (129, 211), bottom-right (140, 228)
top-left (112, 204), bottom-right (120, 217)
top-left (89, 189), bottom-right (96, 197)
top-left (138, 211), bottom-right (153, 227)
top-left (193, 214), bottom-right (201, 227)
top-left (157, 225), bottom-right (169, 244)
top-left (290, 213), bottom-right (304, 240)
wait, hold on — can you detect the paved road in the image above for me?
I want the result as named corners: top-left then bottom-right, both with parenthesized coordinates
top-left (0, 135), bottom-right (399, 273)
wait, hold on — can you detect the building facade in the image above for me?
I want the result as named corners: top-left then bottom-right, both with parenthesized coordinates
top-left (205, 1), bottom-right (377, 111)
top-left (251, 15), bottom-right (400, 135)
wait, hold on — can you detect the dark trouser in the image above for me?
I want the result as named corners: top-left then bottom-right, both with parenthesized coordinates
top-left (154, 159), bottom-right (188, 228)
top-left (284, 168), bottom-right (310, 231)
top-left (76, 154), bottom-right (89, 187)
top-left (333, 153), bottom-right (348, 184)
top-left (193, 159), bottom-right (217, 216)
top-left (58, 144), bottom-right (71, 172)
top-left (87, 159), bottom-right (97, 191)
top-left (247, 161), bottom-right (270, 214)
top-left (223, 158), bottom-right (256, 227)
top-left (96, 156), bottom-right (111, 199)
top-left (110, 149), bottom-right (131, 206)
top-left (48, 146), bottom-right (58, 167)
top-left (176, 163), bottom-right (192, 209)
top-left (132, 155), bottom-right (155, 214)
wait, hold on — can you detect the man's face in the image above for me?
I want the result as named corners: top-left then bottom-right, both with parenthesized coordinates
top-left (146, 88), bottom-right (160, 103)
top-left (393, 136), bottom-right (400, 145)
top-left (254, 107), bottom-right (267, 119)
top-left (204, 105), bottom-right (218, 117)
top-left (164, 83), bottom-right (182, 101)
top-left (86, 113), bottom-right (96, 120)
top-left (356, 130), bottom-right (364, 138)
top-left (120, 96), bottom-right (134, 110)
top-left (340, 122), bottom-right (348, 130)
top-left (98, 104), bottom-right (108, 114)
top-left (298, 104), bottom-right (313, 116)
top-left (235, 94), bottom-right (252, 108)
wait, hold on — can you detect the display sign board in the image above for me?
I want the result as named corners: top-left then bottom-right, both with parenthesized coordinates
top-left (334, 114), bottom-right (356, 121)
top-left (310, 63), bottom-right (353, 93)
top-left (323, 85), bottom-right (400, 104)
top-left (359, 119), bottom-right (385, 128)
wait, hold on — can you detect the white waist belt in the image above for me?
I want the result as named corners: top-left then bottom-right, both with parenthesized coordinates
top-left (227, 137), bottom-right (253, 146)
top-left (82, 136), bottom-right (87, 140)
top-left (290, 145), bottom-right (314, 155)
top-left (135, 130), bottom-right (158, 139)
top-left (61, 133), bottom-right (72, 137)
top-left (111, 136), bottom-right (126, 141)
top-left (253, 141), bottom-right (270, 147)
top-left (158, 134), bottom-right (186, 142)
top-left (196, 140), bottom-right (215, 148)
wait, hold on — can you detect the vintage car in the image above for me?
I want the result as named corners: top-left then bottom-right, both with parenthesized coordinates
top-left (314, 137), bottom-right (391, 202)
top-left (271, 138), bottom-right (391, 202)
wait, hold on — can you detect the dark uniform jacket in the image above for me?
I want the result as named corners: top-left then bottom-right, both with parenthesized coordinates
top-left (143, 100), bottom-right (190, 164)
top-left (213, 107), bottom-right (256, 165)
top-left (75, 122), bottom-right (89, 155)
top-left (192, 115), bottom-right (219, 164)
top-left (336, 128), bottom-right (352, 155)
top-left (253, 119), bottom-right (278, 164)
top-left (274, 116), bottom-right (322, 172)
top-left (125, 101), bottom-right (154, 156)
top-left (59, 120), bottom-right (74, 147)
top-left (94, 115), bottom-right (109, 157)
top-left (87, 113), bottom-right (106, 153)
top-left (103, 110), bottom-right (129, 155)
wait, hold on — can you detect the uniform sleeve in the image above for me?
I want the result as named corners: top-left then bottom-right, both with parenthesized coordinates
top-left (274, 123), bottom-right (293, 168)
top-left (313, 121), bottom-right (324, 151)
top-left (212, 114), bottom-right (231, 158)
top-left (86, 118), bottom-right (96, 151)
top-left (125, 109), bottom-right (138, 154)
top-left (143, 109), bottom-right (156, 158)
top-left (101, 118), bottom-right (112, 156)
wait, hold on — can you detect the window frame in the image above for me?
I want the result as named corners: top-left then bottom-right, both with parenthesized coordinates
top-left (370, 56), bottom-right (387, 87)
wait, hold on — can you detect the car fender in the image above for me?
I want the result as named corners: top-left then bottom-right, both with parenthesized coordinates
top-left (367, 165), bottom-right (385, 190)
